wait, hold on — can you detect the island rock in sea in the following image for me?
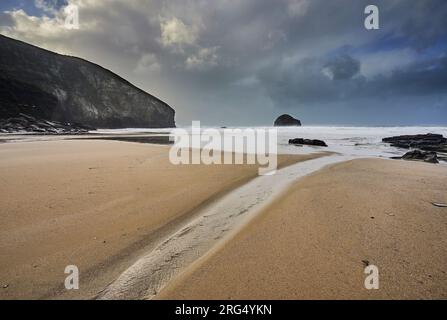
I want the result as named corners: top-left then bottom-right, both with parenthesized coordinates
top-left (274, 114), bottom-right (302, 127)
top-left (0, 35), bottom-right (175, 132)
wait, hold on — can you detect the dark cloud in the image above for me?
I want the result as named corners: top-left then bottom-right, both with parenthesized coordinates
top-left (372, 56), bottom-right (447, 97)
top-left (259, 54), bottom-right (447, 108)
top-left (323, 55), bottom-right (361, 80)
top-left (392, 0), bottom-right (447, 49)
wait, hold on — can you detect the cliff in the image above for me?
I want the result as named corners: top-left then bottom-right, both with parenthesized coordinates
top-left (0, 35), bottom-right (175, 129)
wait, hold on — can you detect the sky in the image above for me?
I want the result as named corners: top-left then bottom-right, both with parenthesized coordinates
top-left (0, 0), bottom-right (446, 126)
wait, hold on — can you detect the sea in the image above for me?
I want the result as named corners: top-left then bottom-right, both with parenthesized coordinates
top-left (94, 126), bottom-right (447, 159)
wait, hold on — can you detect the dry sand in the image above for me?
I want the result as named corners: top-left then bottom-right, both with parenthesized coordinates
top-left (0, 139), bottom-right (313, 299)
top-left (159, 159), bottom-right (447, 300)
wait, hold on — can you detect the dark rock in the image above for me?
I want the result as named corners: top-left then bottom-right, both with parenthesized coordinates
top-left (18, 113), bottom-right (36, 121)
top-left (401, 150), bottom-right (439, 164)
top-left (274, 114), bottom-right (301, 127)
top-left (0, 113), bottom-right (92, 134)
top-left (383, 133), bottom-right (447, 163)
top-left (289, 138), bottom-right (328, 147)
top-left (382, 133), bottom-right (447, 153)
top-left (0, 35), bottom-right (175, 129)
top-left (382, 133), bottom-right (445, 143)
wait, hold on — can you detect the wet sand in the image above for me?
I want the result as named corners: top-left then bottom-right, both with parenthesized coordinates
top-left (98, 154), bottom-right (341, 300)
top-left (159, 159), bottom-right (447, 300)
top-left (0, 139), bottom-right (313, 299)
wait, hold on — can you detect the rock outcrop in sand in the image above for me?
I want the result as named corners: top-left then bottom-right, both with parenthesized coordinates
top-left (0, 113), bottom-right (92, 134)
top-left (382, 133), bottom-right (447, 153)
top-left (401, 150), bottom-right (439, 164)
top-left (289, 138), bottom-right (328, 147)
top-left (383, 133), bottom-right (447, 163)
top-left (0, 35), bottom-right (175, 131)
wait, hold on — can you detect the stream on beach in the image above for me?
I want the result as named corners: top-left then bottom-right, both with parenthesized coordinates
top-left (93, 126), bottom-right (447, 299)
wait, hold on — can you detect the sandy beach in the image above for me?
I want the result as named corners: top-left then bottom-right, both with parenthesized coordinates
top-left (0, 139), bottom-right (315, 299)
top-left (159, 158), bottom-right (447, 300)
top-left (1, 138), bottom-right (446, 300)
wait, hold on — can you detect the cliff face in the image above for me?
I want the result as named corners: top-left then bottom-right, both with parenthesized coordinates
top-left (0, 35), bottom-right (175, 129)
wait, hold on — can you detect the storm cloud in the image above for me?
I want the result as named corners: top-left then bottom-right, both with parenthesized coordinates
top-left (0, 0), bottom-right (446, 125)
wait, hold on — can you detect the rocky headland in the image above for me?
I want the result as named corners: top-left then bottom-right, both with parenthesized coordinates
top-left (0, 35), bottom-right (175, 133)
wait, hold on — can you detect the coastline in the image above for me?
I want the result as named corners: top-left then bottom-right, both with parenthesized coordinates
top-left (1, 136), bottom-right (446, 300)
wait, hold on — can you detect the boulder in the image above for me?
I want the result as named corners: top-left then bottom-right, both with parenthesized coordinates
top-left (274, 114), bottom-right (301, 127)
top-left (401, 150), bottom-right (439, 164)
top-left (289, 138), bottom-right (328, 147)
top-left (382, 133), bottom-right (447, 153)
top-left (0, 113), bottom-right (92, 134)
